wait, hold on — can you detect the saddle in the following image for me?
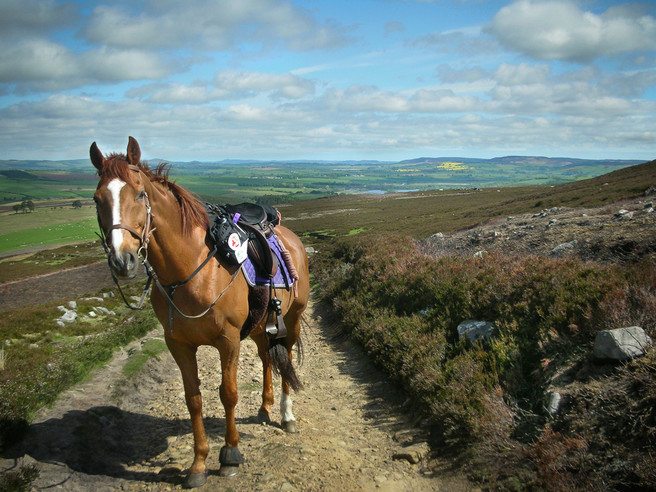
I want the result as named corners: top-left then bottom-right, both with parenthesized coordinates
top-left (206, 202), bottom-right (288, 340)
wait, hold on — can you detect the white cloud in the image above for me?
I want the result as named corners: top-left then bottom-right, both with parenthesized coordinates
top-left (85, 0), bottom-right (349, 51)
top-left (127, 71), bottom-right (315, 104)
top-left (489, 0), bottom-right (656, 62)
top-left (494, 63), bottom-right (549, 85)
top-left (0, 38), bottom-right (174, 90)
top-left (0, 90), bottom-right (653, 160)
top-left (215, 71), bottom-right (315, 100)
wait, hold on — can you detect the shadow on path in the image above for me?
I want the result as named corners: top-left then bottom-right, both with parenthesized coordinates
top-left (0, 405), bottom-right (258, 487)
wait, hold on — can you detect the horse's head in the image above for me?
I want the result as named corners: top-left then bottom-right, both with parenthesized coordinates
top-left (91, 136), bottom-right (151, 279)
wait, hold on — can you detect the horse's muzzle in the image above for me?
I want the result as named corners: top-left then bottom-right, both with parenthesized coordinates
top-left (109, 250), bottom-right (139, 279)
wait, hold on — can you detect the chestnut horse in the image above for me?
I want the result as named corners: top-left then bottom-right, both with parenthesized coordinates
top-left (90, 137), bottom-right (309, 487)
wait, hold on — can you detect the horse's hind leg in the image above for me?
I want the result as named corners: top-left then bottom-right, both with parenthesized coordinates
top-left (252, 331), bottom-right (274, 424)
top-left (280, 314), bottom-right (302, 434)
top-left (166, 340), bottom-right (209, 488)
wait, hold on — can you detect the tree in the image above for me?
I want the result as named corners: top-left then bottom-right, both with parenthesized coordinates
top-left (12, 204), bottom-right (22, 214)
top-left (72, 200), bottom-right (82, 209)
top-left (25, 200), bottom-right (35, 212)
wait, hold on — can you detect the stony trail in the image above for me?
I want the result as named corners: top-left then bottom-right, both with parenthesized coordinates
top-left (2, 301), bottom-right (471, 491)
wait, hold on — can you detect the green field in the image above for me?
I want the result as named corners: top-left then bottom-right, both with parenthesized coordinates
top-left (0, 206), bottom-right (97, 255)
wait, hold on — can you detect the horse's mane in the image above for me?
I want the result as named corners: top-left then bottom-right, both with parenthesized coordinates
top-left (100, 154), bottom-right (209, 236)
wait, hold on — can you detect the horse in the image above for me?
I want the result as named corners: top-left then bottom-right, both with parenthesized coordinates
top-left (90, 137), bottom-right (309, 488)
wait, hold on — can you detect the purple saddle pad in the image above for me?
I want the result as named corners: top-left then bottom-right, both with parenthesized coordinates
top-left (241, 234), bottom-right (293, 289)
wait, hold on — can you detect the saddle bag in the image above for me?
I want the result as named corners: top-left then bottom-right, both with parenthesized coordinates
top-left (207, 208), bottom-right (249, 266)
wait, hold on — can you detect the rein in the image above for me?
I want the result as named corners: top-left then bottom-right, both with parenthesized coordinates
top-left (96, 171), bottom-right (238, 332)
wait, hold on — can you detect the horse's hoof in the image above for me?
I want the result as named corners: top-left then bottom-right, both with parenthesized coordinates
top-left (183, 471), bottom-right (208, 489)
top-left (257, 409), bottom-right (271, 424)
top-left (219, 465), bottom-right (239, 478)
top-left (282, 420), bottom-right (297, 434)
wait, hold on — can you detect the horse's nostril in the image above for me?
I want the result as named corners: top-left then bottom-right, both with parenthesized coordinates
top-left (126, 252), bottom-right (136, 270)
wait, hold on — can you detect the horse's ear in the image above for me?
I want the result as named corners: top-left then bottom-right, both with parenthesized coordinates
top-left (127, 136), bottom-right (141, 166)
top-left (90, 142), bottom-right (104, 171)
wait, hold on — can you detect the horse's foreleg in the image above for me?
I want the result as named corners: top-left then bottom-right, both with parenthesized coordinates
top-left (167, 340), bottom-right (209, 488)
top-left (252, 332), bottom-right (274, 424)
top-left (217, 337), bottom-right (243, 477)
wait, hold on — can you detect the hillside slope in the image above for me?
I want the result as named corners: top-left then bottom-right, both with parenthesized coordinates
top-left (282, 159), bottom-right (656, 243)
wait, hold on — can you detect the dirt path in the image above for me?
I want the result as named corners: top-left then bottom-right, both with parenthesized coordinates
top-left (1, 301), bottom-right (470, 491)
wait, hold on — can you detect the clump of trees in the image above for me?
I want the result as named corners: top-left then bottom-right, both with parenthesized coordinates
top-left (12, 200), bottom-right (35, 213)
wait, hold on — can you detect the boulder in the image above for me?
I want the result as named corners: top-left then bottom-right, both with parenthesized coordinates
top-left (457, 320), bottom-right (495, 343)
top-left (67, 300), bottom-right (77, 310)
top-left (594, 326), bottom-right (652, 361)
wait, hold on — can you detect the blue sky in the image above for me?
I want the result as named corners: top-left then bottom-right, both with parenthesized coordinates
top-left (0, 0), bottom-right (654, 161)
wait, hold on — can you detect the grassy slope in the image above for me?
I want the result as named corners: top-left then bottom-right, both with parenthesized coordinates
top-left (282, 159), bottom-right (656, 243)
top-left (0, 206), bottom-right (97, 255)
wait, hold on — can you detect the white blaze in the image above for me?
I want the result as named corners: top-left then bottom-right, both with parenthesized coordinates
top-left (107, 179), bottom-right (126, 251)
top-left (280, 392), bottom-right (295, 423)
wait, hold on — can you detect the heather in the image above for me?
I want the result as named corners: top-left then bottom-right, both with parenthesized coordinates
top-left (314, 237), bottom-right (656, 489)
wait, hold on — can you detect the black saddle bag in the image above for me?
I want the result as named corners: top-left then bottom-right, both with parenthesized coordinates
top-left (207, 205), bottom-right (249, 267)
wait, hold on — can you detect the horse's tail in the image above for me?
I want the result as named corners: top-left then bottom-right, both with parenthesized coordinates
top-left (269, 336), bottom-right (303, 392)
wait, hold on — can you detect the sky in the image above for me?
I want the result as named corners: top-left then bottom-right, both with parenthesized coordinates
top-left (0, 0), bottom-right (655, 161)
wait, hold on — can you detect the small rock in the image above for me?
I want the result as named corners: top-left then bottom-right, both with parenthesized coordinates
top-left (614, 209), bottom-right (630, 218)
top-left (457, 320), bottom-right (495, 343)
top-left (392, 442), bottom-right (430, 464)
top-left (130, 296), bottom-right (142, 303)
top-left (594, 326), bottom-right (652, 361)
top-left (430, 232), bottom-right (445, 240)
top-left (374, 475), bottom-right (387, 484)
top-left (83, 296), bottom-right (104, 302)
top-left (280, 482), bottom-right (295, 491)
top-left (58, 310), bottom-right (77, 324)
top-left (548, 219), bottom-right (558, 227)
top-left (645, 186), bottom-right (656, 197)
top-left (67, 300), bottom-right (77, 310)
top-left (29, 343), bottom-right (39, 349)
top-left (94, 306), bottom-right (115, 316)
top-left (88, 311), bottom-right (97, 318)
top-left (644, 202), bottom-right (653, 209)
top-left (473, 250), bottom-right (487, 258)
top-left (546, 391), bottom-right (561, 415)
top-left (56, 320), bottom-right (65, 328)
top-left (57, 305), bottom-right (68, 313)
top-left (551, 240), bottom-right (577, 257)
top-left (305, 246), bottom-right (316, 255)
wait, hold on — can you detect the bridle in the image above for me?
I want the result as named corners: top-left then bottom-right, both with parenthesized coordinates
top-left (96, 185), bottom-right (156, 310)
top-left (95, 165), bottom-right (238, 332)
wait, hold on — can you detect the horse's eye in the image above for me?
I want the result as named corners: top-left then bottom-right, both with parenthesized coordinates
top-left (136, 190), bottom-right (146, 201)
